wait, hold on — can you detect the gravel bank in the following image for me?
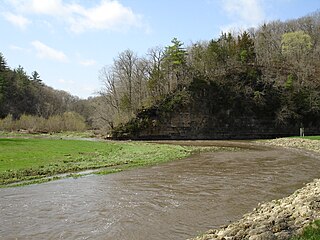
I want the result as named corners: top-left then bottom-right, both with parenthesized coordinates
top-left (263, 138), bottom-right (320, 154)
top-left (191, 138), bottom-right (320, 240)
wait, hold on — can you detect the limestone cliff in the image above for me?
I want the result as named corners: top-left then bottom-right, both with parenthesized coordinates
top-left (112, 77), bottom-right (320, 140)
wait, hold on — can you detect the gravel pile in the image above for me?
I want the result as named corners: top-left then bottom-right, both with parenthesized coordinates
top-left (263, 138), bottom-right (320, 153)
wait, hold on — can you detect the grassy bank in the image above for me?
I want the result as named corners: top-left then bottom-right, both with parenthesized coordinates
top-left (300, 136), bottom-right (320, 140)
top-left (0, 138), bottom-right (195, 187)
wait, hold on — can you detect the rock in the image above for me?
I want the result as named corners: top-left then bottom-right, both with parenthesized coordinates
top-left (234, 229), bottom-right (245, 238)
top-left (310, 200), bottom-right (320, 210)
top-left (248, 226), bottom-right (268, 235)
top-left (249, 231), bottom-right (275, 240)
top-left (274, 231), bottom-right (291, 240)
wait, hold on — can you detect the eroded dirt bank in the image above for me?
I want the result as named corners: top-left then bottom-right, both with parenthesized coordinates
top-left (192, 138), bottom-right (320, 240)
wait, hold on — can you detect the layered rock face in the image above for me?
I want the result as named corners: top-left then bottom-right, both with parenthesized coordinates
top-left (134, 106), bottom-right (320, 140)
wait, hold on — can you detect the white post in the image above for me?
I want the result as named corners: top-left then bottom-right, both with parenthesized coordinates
top-left (300, 127), bottom-right (305, 137)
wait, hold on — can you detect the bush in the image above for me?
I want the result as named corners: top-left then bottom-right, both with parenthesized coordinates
top-left (46, 115), bottom-right (63, 132)
top-left (61, 112), bottom-right (86, 131)
top-left (0, 114), bottom-right (15, 131)
top-left (16, 115), bottom-right (46, 132)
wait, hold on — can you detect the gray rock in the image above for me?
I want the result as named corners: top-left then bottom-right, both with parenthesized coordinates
top-left (274, 231), bottom-right (291, 240)
top-left (249, 231), bottom-right (275, 240)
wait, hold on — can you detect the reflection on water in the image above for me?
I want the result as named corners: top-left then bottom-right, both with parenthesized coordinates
top-left (1, 141), bottom-right (319, 240)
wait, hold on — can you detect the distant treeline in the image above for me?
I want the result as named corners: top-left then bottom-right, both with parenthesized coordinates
top-left (0, 54), bottom-right (93, 132)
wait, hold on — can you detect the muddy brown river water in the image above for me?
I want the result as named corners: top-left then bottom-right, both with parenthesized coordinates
top-left (1, 141), bottom-right (320, 240)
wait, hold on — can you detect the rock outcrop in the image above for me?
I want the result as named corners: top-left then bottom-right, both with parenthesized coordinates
top-left (112, 88), bottom-right (320, 140)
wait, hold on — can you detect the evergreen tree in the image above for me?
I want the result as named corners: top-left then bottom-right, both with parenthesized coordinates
top-left (163, 38), bottom-right (189, 89)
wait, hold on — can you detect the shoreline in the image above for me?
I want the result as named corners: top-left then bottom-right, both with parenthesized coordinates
top-left (192, 138), bottom-right (320, 240)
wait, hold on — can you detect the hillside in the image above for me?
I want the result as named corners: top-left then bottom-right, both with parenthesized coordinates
top-left (109, 12), bottom-right (320, 139)
top-left (101, 12), bottom-right (320, 139)
top-left (111, 76), bottom-right (320, 140)
top-left (0, 53), bottom-right (93, 131)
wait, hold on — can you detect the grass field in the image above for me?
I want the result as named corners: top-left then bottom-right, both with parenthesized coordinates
top-left (0, 138), bottom-right (194, 187)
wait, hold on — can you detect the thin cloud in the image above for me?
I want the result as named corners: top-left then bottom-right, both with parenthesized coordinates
top-left (57, 78), bottom-right (75, 84)
top-left (9, 44), bottom-right (31, 53)
top-left (220, 0), bottom-right (265, 32)
top-left (56, 80), bottom-right (96, 98)
top-left (5, 0), bottom-right (145, 33)
top-left (2, 11), bottom-right (31, 29)
top-left (79, 59), bottom-right (97, 67)
top-left (6, 0), bottom-right (65, 15)
top-left (31, 40), bottom-right (68, 62)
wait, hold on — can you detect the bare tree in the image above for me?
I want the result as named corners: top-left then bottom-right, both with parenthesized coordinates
top-left (146, 46), bottom-right (167, 98)
top-left (114, 49), bottom-right (138, 112)
top-left (99, 65), bottom-right (120, 113)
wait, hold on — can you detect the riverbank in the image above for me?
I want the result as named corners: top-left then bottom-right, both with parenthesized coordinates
top-left (0, 137), bottom-right (193, 187)
top-left (0, 135), bottom-right (237, 187)
top-left (192, 137), bottom-right (320, 240)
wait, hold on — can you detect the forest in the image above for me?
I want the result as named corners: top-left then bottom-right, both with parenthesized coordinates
top-left (0, 54), bottom-right (91, 132)
top-left (1, 11), bottom-right (320, 136)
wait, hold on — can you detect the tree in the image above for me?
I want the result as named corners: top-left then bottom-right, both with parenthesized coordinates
top-left (99, 65), bottom-right (120, 114)
top-left (146, 46), bottom-right (166, 98)
top-left (281, 31), bottom-right (312, 58)
top-left (0, 53), bottom-right (9, 116)
top-left (31, 71), bottom-right (43, 85)
top-left (163, 38), bottom-right (189, 90)
top-left (237, 31), bottom-right (256, 63)
top-left (114, 49), bottom-right (138, 112)
top-left (0, 52), bottom-right (8, 72)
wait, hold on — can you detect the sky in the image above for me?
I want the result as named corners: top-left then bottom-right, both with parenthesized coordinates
top-left (0, 0), bottom-right (319, 99)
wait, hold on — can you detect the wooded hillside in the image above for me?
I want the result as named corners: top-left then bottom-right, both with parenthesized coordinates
top-left (0, 54), bottom-right (92, 132)
top-left (94, 11), bottom-right (320, 138)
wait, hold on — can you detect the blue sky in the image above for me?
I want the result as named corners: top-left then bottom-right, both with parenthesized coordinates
top-left (1, 0), bottom-right (319, 99)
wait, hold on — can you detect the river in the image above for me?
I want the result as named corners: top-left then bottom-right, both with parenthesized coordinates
top-left (1, 141), bottom-right (319, 239)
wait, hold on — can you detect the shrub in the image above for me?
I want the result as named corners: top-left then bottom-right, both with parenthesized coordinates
top-left (46, 115), bottom-right (63, 132)
top-left (16, 114), bottom-right (46, 132)
top-left (61, 112), bottom-right (86, 131)
top-left (0, 114), bottom-right (15, 131)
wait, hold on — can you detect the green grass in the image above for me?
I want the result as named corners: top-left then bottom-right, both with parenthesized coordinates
top-left (0, 138), bottom-right (194, 187)
top-left (289, 135), bottom-right (320, 140)
top-left (285, 135), bottom-right (320, 139)
top-left (291, 220), bottom-right (320, 240)
top-left (300, 136), bottom-right (320, 140)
